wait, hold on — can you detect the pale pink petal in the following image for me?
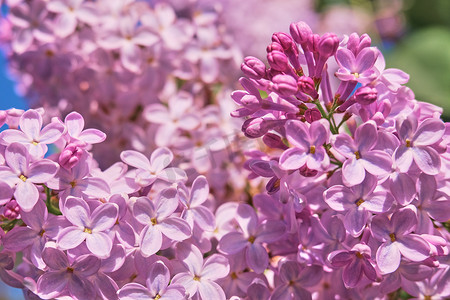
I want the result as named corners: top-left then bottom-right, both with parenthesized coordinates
top-left (57, 226), bottom-right (86, 250)
top-left (157, 167), bottom-right (187, 183)
top-left (86, 232), bottom-right (113, 258)
top-left (219, 232), bottom-right (248, 255)
top-left (394, 145), bottom-right (414, 173)
top-left (361, 151), bottom-right (392, 176)
top-left (117, 283), bottom-right (152, 300)
top-left (6, 141), bottom-right (29, 174)
top-left (37, 271), bottom-right (68, 299)
top-left (133, 196), bottom-right (155, 225)
top-left (246, 244), bottom-right (268, 274)
top-left (120, 150), bottom-right (151, 171)
top-left (150, 147), bottom-right (173, 173)
top-left (39, 123), bottom-right (65, 144)
top-left (176, 243), bottom-right (203, 276)
top-left (90, 203), bottom-right (118, 232)
top-left (28, 160), bottom-right (58, 183)
top-left (0, 129), bottom-right (29, 145)
top-left (3, 227), bottom-right (36, 251)
top-left (342, 158), bottom-right (365, 186)
top-left (140, 225), bottom-right (162, 257)
top-left (279, 147), bottom-right (308, 170)
top-left (376, 242), bottom-right (401, 274)
top-left (12, 28), bottom-right (33, 54)
top-left (191, 206), bottom-right (215, 231)
top-left (190, 175), bottom-right (209, 207)
top-left (65, 112), bottom-right (84, 138)
top-left (200, 54), bottom-right (219, 84)
top-left (144, 104), bottom-right (170, 124)
top-left (64, 196), bottom-right (90, 227)
top-left (121, 43), bottom-right (142, 73)
top-left (198, 281), bottom-right (226, 300)
top-left (397, 235), bottom-right (430, 262)
top-left (201, 254), bottom-right (229, 280)
top-left (412, 146), bottom-right (441, 175)
top-left (78, 129), bottom-right (106, 144)
top-left (14, 181), bottom-right (38, 212)
top-left (172, 273), bottom-right (198, 297)
top-left (76, 4), bottom-right (97, 25)
top-left (132, 29), bottom-right (159, 47)
top-left (54, 13), bottom-right (77, 38)
top-left (158, 217), bottom-right (191, 241)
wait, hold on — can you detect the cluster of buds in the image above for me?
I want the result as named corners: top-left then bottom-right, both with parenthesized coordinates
top-left (231, 21), bottom-right (450, 298)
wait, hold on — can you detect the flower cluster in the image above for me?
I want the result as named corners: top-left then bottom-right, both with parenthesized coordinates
top-left (0, 0), bottom-right (251, 205)
top-left (230, 21), bottom-right (450, 298)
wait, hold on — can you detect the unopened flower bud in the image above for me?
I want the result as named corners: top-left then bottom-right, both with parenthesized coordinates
top-left (4, 200), bottom-right (20, 220)
top-left (272, 32), bottom-right (295, 52)
top-left (318, 33), bottom-right (339, 58)
top-left (289, 21), bottom-right (312, 45)
top-left (272, 74), bottom-right (298, 96)
top-left (299, 165), bottom-right (318, 177)
top-left (266, 42), bottom-right (284, 53)
top-left (241, 56), bottom-right (266, 79)
top-left (297, 76), bottom-right (318, 98)
top-left (355, 86), bottom-right (378, 105)
top-left (242, 118), bottom-right (269, 138)
top-left (267, 50), bottom-right (289, 71)
top-left (59, 142), bottom-right (85, 169)
top-left (263, 133), bottom-right (288, 150)
top-left (304, 108), bottom-right (322, 123)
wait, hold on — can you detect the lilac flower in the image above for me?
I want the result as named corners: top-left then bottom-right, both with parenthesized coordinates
top-left (218, 203), bottom-right (286, 274)
top-left (0, 109), bottom-right (65, 158)
top-left (144, 91), bottom-right (200, 147)
top-left (335, 47), bottom-right (379, 84)
top-left (414, 174), bottom-right (450, 234)
top-left (270, 260), bottom-right (322, 300)
top-left (2, 200), bottom-right (67, 269)
top-left (46, 154), bottom-right (111, 203)
top-left (332, 121), bottom-right (392, 186)
top-left (371, 206), bottom-right (431, 274)
top-left (118, 260), bottom-right (185, 300)
top-left (57, 196), bottom-right (118, 258)
top-left (394, 115), bottom-right (445, 175)
top-left (8, 1), bottom-right (54, 53)
top-left (47, 0), bottom-right (97, 38)
top-left (120, 147), bottom-right (187, 187)
top-left (328, 243), bottom-right (377, 288)
top-left (36, 244), bottom-right (100, 299)
top-left (402, 267), bottom-right (450, 300)
top-left (98, 14), bottom-right (159, 72)
top-left (0, 143), bottom-right (59, 211)
top-left (324, 174), bottom-right (394, 237)
top-left (63, 111), bottom-right (106, 145)
top-left (279, 119), bottom-right (330, 171)
top-left (178, 175), bottom-right (215, 232)
top-left (133, 188), bottom-right (191, 257)
top-left (172, 242), bottom-right (229, 300)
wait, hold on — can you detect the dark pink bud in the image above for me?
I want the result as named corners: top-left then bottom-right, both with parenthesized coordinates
top-left (289, 21), bottom-right (312, 44)
top-left (354, 86), bottom-right (378, 105)
top-left (304, 108), bottom-right (322, 123)
top-left (272, 74), bottom-right (298, 96)
top-left (4, 200), bottom-right (20, 220)
top-left (310, 34), bottom-right (320, 52)
top-left (266, 42), bottom-right (284, 53)
top-left (299, 165), bottom-right (318, 177)
top-left (297, 76), bottom-right (318, 98)
top-left (272, 32), bottom-right (295, 52)
top-left (242, 118), bottom-right (269, 138)
top-left (263, 133), bottom-right (288, 150)
top-left (267, 50), bottom-right (289, 71)
top-left (241, 56), bottom-right (266, 79)
top-left (59, 142), bottom-right (85, 169)
top-left (318, 33), bottom-right (339, 58)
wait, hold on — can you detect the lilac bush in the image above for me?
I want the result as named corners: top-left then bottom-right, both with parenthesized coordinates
top-left (0, 1), bottom-right (449, 300)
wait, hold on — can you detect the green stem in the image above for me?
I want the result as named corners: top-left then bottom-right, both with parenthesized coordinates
top-left (44, 185), bottom-right (62, 215)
